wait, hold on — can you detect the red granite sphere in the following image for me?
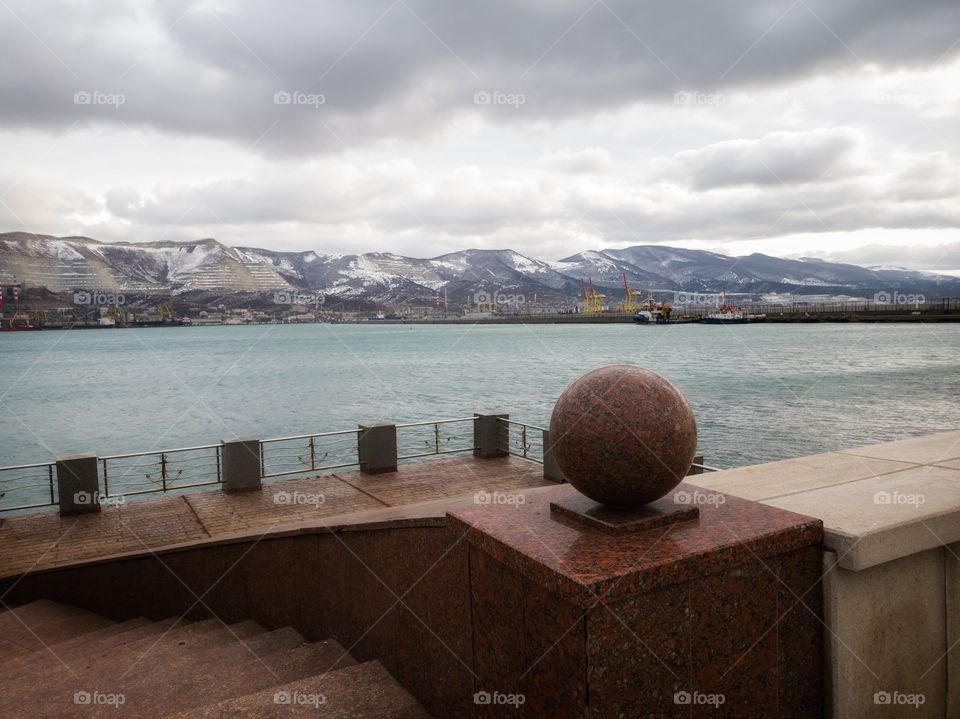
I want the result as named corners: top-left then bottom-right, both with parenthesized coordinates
top-left (549, 365), bottom-right (697, 508)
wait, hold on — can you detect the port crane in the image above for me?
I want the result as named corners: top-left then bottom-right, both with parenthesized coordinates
top-left (581, 277), bottom-right (605, 315)
top-left (619, 273), bottom-right (641, 313)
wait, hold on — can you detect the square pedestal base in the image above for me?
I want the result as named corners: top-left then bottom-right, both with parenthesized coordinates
top-left (447, 482), bottom-right (824, 718)
top-left (550, 492), bottom-right (699, 535)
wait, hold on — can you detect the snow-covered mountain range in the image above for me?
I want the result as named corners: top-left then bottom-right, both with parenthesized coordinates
top-left (1, 232), bottom-right (957, 305)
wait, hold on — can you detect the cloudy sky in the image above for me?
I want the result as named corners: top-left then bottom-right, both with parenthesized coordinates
top-left (1, 0), bottom-right (959, 272)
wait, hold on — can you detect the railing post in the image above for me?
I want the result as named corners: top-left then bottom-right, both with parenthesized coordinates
top-left (56, 452), bottom-right (101, 516)
top-left (542, 429), bottom-right (567, 483)
top-left (358, 422), bottom-right (397, 474)
top-left (687, 453), bottom-right (704, 476)
top-left (221, 437), bottom-right (262, 493)
top-left (473, 413), bottom-right (508, 458)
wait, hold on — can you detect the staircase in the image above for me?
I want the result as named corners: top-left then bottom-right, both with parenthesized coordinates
top-left (0, 600), bottom-right (432, 718)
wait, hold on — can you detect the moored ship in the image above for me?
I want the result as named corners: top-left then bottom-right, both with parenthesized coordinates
top-left (701, 294), bottom-right (765, 324)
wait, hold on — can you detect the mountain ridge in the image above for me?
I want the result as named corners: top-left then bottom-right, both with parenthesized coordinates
top-left (1, 232), bottom-right (957, 305)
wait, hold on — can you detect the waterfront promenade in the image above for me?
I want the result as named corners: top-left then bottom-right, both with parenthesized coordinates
top-left (0, 455), bottom-right (552, 580)
top-left (1, 428), bottom-right (958, 716)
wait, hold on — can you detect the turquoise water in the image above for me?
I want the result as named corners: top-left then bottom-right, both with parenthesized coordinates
top-left (1, 322), bottom-right (959, 473)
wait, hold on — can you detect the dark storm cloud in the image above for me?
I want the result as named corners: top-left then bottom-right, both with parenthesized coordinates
top-left (2, 0), bottom-right (959, 152)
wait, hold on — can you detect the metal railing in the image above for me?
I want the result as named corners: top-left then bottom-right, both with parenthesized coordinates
top-left (0, 413), bottom-right (570, 513)
top-left (260, 428), bottom-right (361, 479)
top-left (0, 461), bottom-right (56, 512)
top-left (498, 419), bottom-right (545, 464)
top-left (100, 444), bottom-right (222, 498)
top-left (690, 461), bottom-right (721, 473)
top-left (396, 417), bottom-right (477, 460)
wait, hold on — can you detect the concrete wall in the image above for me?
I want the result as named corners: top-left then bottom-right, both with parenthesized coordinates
top-left (823, 548), bottom-right (947, 718)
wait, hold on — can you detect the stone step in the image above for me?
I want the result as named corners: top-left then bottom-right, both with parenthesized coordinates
top-left (115, 637), bottom-right (357, 717)
top-left (0, 619), bottom-right (264, 718)
top-left (167, 660), bottom-right (432, 718)
top-left (113, 627), bottom-right (308, 708)
top-left (0, 602), bottom-right (114, 659)
top-left (0, 600), bottom-right (92, 633)
top-left (251, 638), bottom-right (356, 682)
top-left (0, 617), bottom-right (152, 682)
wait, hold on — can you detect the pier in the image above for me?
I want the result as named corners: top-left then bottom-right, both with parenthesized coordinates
top-left (411, 298), bottom-right (960, 324)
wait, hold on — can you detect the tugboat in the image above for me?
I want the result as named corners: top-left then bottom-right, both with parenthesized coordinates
top-left (701, 308), bottom-right (751, 324)
top-left (632, 300), bottom-right (673, 324)
top-left (701, 293), bottom-right (764, 324)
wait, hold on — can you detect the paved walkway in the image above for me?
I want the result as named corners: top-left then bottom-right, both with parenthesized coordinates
top-left (0, 456), bottom-right (552, 580)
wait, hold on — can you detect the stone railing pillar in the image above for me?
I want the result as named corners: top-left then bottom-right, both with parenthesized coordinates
top-left (221, 437), bottom-right (262, 493)
top-left (56, 453), bottom-right (101, 516)
top-left (687, 453), bottom-right (704, 475)
top-left (358, 422), bottom-right (397, 474)
top-left (542, 429), bottom-right (567, 482)
top-left (473, 413), bottom-right (508, 458)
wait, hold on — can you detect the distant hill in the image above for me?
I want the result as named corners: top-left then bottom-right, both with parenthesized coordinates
top-left (1, 231), bottom-right (957, 305)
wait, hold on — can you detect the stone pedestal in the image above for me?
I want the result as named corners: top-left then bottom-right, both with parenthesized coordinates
top-left (473, 413), bottom-right (508, 458)
top-left (56, 453), bottom-right (101, 516)
top-left (221, 437), bottom-right (262, 493)
top-left (447, 482), bottom-right (824, 718)
top-left (358, 422), bottom-right (398, 474)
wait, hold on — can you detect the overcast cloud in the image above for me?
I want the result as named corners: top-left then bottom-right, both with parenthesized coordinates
top-left (1, 0), bottom-right (959, 269)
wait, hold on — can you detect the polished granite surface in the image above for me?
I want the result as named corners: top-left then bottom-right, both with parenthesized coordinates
top-left (447, 481), bottom-right (822, 607)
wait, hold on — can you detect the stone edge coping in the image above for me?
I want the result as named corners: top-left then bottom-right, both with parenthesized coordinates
top-left (0, 485), bottom-right (563, 583)
top-left (824, 506), bottom-right (960, 572)
top-left (694, 430), bottom-right (960, 572)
